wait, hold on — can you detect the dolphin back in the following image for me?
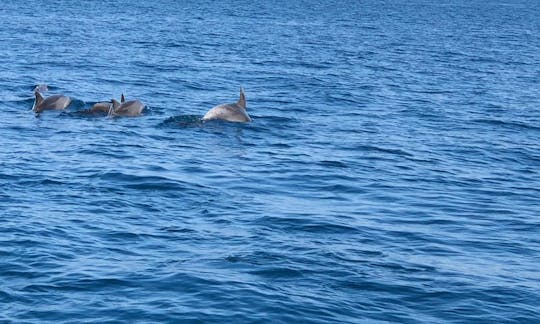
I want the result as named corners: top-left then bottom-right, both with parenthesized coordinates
top-left (89, 102), bottom-right (112, 114)
top-left (34, 94), bottom-right (71, 113)
top-left (110, 100), bottom-right (144, 117)
top-left (202, 103), bottom-right (251, 122)
top-left (202, 88), bottom-right (251, 123)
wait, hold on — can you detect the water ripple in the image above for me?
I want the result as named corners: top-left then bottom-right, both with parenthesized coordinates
top-left (1, 0), bottom-right (539, 322)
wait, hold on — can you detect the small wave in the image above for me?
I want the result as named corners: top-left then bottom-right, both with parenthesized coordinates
top-left (252, 115), bottom-right (297, 123)
top-left (3, 97), bottom-right (35, 105)
top-left (160, 226), bottom-right (197, 233)
top-left (319, 160), bottom-right (348, 168)
top-left (22, 278), bottom-right (132, 293)
top-left (249, 267), bottom-right (304, 279)
top-left (256, 216), bottom-right (360, 234)
top-left (356, 144), bottom-right (414, 158)
top-left (472, 118), bottom-right (540, 131)
top-left (93, 171), bottom-right (209, 194)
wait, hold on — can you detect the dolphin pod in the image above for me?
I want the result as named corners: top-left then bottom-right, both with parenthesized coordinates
top-left (32, 87), bottom-right (251, 122)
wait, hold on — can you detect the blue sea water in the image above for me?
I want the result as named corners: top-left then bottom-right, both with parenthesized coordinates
top-left (1, 0), bottom-right (539, 322)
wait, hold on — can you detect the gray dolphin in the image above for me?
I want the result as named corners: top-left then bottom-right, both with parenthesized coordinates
top-left (202, 88), bottom-right (251, 123)
top-left (89, 101), bottom-right (112, 114)
top-left (32, 91), bottom-right (71, 113)
top-left (108, 94), bottom-right (144, 117)
top-left (88, 94), bottom-right (125, 114)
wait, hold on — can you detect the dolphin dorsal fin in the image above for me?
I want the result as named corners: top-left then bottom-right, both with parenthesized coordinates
top-left (237, 87), bottom-right (246, 109)
top-left (34, 91), bottom-right (44, 106)
top-left (121, 93), bottom-right (125, 103)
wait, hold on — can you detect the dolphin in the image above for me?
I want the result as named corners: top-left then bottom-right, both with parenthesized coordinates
top-left (32, 91), bottom-right (71, 113)
top-left (108, 94), bottom-right (144, 117)
top-left (88, 94), bottom-right (125, 114)
top-left (89, 101), bottom-right (112, 114)
top-left (202, 88), bottom-right (251, 123)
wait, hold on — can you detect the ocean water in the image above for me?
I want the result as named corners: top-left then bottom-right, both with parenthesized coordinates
top-left (1, 0), bottom-right (539, 322)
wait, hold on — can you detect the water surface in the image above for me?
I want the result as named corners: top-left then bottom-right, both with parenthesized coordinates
top-left (1, 0), bottom-right (539, 322)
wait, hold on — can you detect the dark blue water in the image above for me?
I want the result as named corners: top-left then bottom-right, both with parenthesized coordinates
top-left (1, 0), bottom-right (539, 322)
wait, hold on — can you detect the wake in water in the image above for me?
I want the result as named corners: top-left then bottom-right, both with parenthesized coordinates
top-left (160, 115), bottom-right (205, 128)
